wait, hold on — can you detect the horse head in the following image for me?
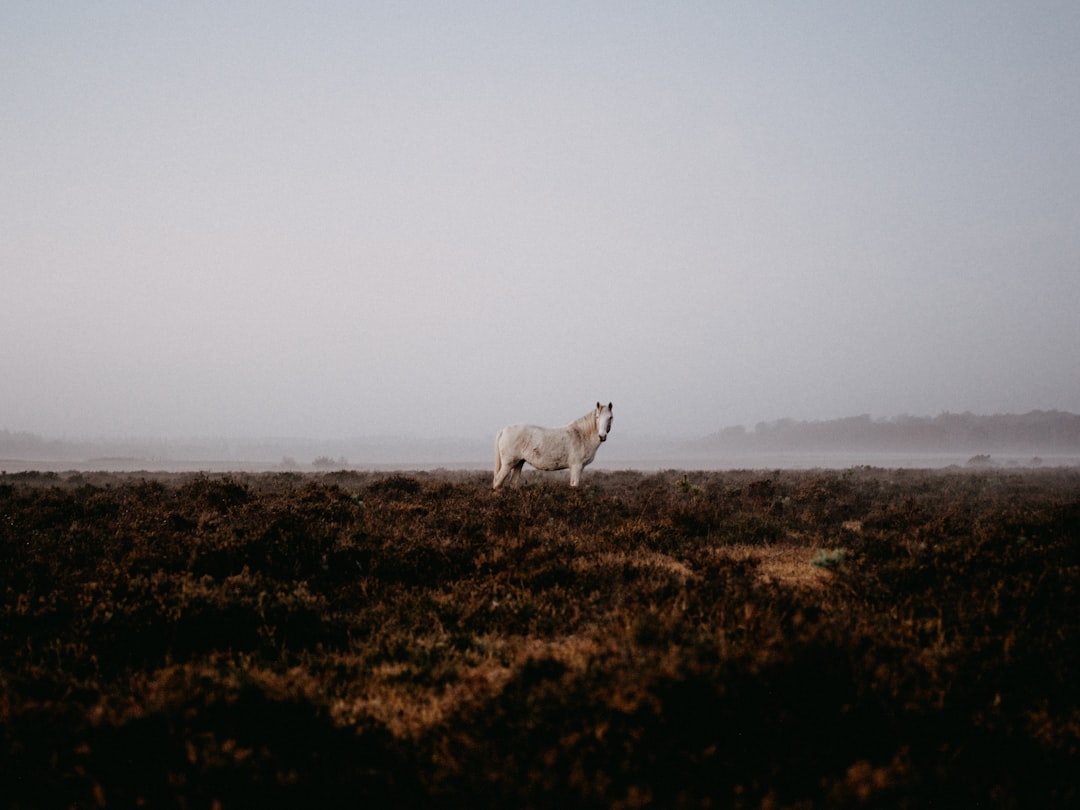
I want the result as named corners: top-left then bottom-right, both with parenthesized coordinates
top-left (595, 402), bottom-right (613, 442)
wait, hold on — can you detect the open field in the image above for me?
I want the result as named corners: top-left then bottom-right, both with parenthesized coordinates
top-left (2, 467), bottom-right (1079, 808)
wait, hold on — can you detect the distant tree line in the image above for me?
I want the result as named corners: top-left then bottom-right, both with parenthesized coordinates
top-left (0, 431), bottom-right (118, 461)
top-left (701, 411), bottom-right (1080, 454)
top-left (0, 431), bottom-right (478, 466)
top-left (0, 431), bottom-right (211, 463)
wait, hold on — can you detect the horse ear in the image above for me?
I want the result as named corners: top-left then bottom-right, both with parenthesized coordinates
top-left (608, 402), bottom-right (613, 411)
top-left (596, 401), bottom-right (601, 410)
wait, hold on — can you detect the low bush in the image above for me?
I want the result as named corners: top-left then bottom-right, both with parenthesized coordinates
top-left (2, 467), bottom-right (1078, 807)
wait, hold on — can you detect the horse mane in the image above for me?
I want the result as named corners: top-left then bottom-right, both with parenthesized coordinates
top-left (568, 410), bottom-right (598, 441)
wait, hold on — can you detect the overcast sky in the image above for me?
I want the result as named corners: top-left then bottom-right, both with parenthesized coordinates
top-left (4, 2), bottom-right (1079, 441)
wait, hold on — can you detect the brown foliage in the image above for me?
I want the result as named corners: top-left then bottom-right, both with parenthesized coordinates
top-left (2, 467), bottom-right (1079, 807)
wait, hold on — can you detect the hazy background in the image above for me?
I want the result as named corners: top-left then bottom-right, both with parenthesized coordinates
top-left (4, 2), bottom-right (1079, 450)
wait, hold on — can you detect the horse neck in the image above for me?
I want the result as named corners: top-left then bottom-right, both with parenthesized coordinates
top-left (570, 411), bottom-right (598, 442)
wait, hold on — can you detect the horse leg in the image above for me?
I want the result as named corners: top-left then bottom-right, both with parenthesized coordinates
top-left (493, 431), bottom-right (519, 490)
top-left (569, 463), bottom-right (583, 487)
top-left (493, 454), bottom-right (514, 490)
top-left (494, 455), bottom-right (524, 491)
top-left (508, 459), bottom-right (525, 486)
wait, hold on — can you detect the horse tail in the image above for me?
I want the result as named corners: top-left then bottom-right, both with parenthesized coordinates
top-left (493, 429), bottom-right (503, 476)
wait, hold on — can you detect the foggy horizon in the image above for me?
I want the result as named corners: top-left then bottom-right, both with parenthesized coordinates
top-left (6, 410), bottom-right (1079, 473)
top-left (7, 406), bottom-right (1080, 446)
top-left (5, 4), bottom-right (1079, 443)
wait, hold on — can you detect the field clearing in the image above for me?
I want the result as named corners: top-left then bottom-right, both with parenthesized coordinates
top-left (2, 467), bottom-right (1079, 808)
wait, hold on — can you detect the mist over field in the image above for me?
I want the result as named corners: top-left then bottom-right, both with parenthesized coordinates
top-left (4, 411), bottom-right (1079, 474)
top-left (3, 5), bottom-right (1080, 446)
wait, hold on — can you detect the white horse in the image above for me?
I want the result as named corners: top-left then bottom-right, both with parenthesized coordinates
top-left (493, 402), bottom-right (613, 489)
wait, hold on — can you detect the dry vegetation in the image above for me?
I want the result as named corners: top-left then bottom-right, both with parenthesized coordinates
top-left (2, 467), bottom-right (1079, 808)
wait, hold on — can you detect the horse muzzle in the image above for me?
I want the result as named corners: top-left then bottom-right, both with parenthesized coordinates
top-left (599, 435), bottom-right (607, 442)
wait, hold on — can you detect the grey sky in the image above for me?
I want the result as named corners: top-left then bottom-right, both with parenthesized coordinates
top-left (4, 2), bottom-right (1079, 441)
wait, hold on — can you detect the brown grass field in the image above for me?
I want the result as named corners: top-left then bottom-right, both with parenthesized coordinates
top-left (2, 467), bottom-right (1079, 808)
